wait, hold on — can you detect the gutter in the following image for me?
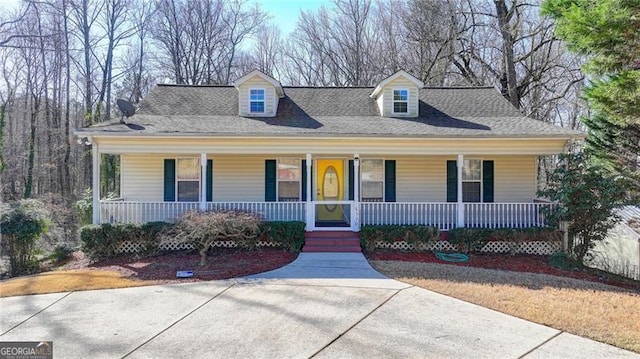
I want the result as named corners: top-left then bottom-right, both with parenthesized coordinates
top-left (73, 131), bottom-right (586, 141)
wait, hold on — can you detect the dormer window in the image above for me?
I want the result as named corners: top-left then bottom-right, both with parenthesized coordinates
top-left (393, 89), bottom-right (408, 114)
top-left (250, 89), bottom-right (265, 113)
top-left (371, 71), bottom-right (423, 117)
top-left (234, 70), bottom-right (284, 117)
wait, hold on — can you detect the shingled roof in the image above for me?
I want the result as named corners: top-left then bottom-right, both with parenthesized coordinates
top-left (78, 85), bottom-right (583, 138)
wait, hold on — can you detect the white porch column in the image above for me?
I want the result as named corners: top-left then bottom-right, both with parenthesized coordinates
top-left (352, 154), bottom-right (360, 231)
top-left (200, 153), bottom-right (207, 211)
top-left (92, 142), bottom-right (100, 224)
top-left (457, 154), bottom-right (465, 227)
top-left (305, 153), bottom-right (313, 230)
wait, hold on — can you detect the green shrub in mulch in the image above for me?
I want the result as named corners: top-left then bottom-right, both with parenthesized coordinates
top-left (360, 225), bottom-right (440, 252)
top-left (447, 227), bottom-right (562, 254)
top-left (260, 221), bottom-right (306, 252)
top-left (0, 199), bottom-right (51, 276)
top-left (80, 221), bottom-right (172, 260)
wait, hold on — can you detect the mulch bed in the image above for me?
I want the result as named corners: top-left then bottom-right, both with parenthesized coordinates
top-left (366, 251), bottom-right (640, 291)
top-left (60, 249), bottom-right (298, 283)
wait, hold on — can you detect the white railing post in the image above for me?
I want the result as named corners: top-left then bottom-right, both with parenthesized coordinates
top-left (305, 154), bottom-right (313, 230)
top-left (457, 154), bottom-right (465, 227)
top-left (200, 153), bottom-right (207, 211)
top-left (352, 154), bottom-right (360, 231)
top-left (92, 142), bottom-right (100, 224)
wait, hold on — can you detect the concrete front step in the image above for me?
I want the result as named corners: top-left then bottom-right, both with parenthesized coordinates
top-left (302, 231), bottom-right (362, 252)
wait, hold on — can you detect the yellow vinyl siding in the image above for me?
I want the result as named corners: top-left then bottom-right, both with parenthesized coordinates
top-left (237, 75), bottom-right (277, 116)
top-left (121, 154), bottom-right (166, 201)
top-left (381, 77), bottom-right (419, 117)
top-left (394, 155), bottom-right (446, 202)
top-left (120, 154), bottom-right (535, 203)
top-left (212, 155), bottom-right (265, 201)
top-left (493, 155), bottom-right (537, 202)
top-left (392, 155), bottom-right (535, 202)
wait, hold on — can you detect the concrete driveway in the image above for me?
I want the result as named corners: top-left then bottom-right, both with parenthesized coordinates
top-left (1, 253), bottom-right (638, 358)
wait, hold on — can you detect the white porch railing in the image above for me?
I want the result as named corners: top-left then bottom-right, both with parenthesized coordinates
top-left (100, 200), bottom-right (556, 229)
top-left (360, 202), bottom-right (458, 230)
top-left (100, 201), bottom-right (305, 224)
top-left (464, 203), bottom-right (556, 228)
top-left (204, 202), bottom-right (306, 221)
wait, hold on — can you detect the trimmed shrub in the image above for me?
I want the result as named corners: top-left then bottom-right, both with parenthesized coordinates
top-left (0, 199), bottom-right (51, 276)
top-left (446, 228), bottom-right (493, 253)
top-left (51, 244), bottom-right (74, 263)
top-left (549, 251), bottom-right (575, 270)
top-left (360, 225), bottom-right (440, 252)
top-left (447, 227), bottom-right (563, 254)
top-left (80, 221), bottom-right (172, 260)
top-left (261, 221), bottom-right (306, 252)
top-left (168, 210), bottom-right (262, 266)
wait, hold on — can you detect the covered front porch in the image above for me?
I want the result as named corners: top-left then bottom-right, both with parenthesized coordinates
top-left (91, 148), bottom-right (557, 230)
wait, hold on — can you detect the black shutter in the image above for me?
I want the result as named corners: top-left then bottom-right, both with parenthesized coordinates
top-left (483, 160), bottom-right (494, 203)
top-left (265, 160), bottom-right (277, 202)
top-left (446, 160), bottom-right (457, 202)
top-left (206, 159), bottom-right (213, 202)
top-left (384, 160), bottom-right (396, 202)
top-left (301, 160), bottom-right (307, 201)
top-left (163, 159), bottom-right (176, 202)
top-left (348, 160), bottom-right (354, 201)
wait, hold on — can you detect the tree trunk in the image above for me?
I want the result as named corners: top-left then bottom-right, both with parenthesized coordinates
top-left (494, 0), bottom-right (520, 108)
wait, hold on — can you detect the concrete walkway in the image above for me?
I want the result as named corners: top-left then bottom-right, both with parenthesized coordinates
top-left (1, 253), bottom-right (638, 358)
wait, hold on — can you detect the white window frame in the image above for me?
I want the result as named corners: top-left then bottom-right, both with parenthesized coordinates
top-left (462, 158), bottom-right (483, 203)
top-left (360, 158), bottom-right (385, 202)
top-left (176, 157), bottom-right (201, 202)
top-left (249, 88), bottom-right (266, 114)
top-left (392, 88), bottom-right (409, 115)
top-left (277, 158), bottom-right (302, 202)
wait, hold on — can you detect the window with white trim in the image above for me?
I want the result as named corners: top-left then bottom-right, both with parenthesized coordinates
top-left (177, 158), bottom-right (200, 202)
top-left (361, 159), bottom-right (384, 202)
top-left (249, 89), bottom-right (265, 113)
top-left (392, 89), bottom-right (408, 114)
top-left (462, 159), bottom-right (481, 202)
top-left (277, 158), bottom-right (301, 201)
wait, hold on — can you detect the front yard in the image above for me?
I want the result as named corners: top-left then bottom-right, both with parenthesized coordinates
top-left (0, 249), bottom-right (297, 297)
top-left (3, 247), bottom-right (639, 355)
top-left (368, 255), bottom-right (640, 353)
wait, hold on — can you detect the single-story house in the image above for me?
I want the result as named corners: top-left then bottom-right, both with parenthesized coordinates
top-left (75, 69), bottom-right (583, 235)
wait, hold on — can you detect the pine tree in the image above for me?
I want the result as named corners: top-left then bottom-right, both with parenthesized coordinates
top-left (542, 0), bottom-right (640, 186)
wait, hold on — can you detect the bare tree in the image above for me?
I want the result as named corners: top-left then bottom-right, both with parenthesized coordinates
top-left (151, 0), bottom-right (266, 85)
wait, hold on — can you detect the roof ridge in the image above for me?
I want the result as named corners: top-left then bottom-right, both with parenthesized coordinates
top-left (157, 84), bottom-right (233, 88)
top-left (422, 86), bottom-right (496, 90)
top-left (155, 84), bottom-right (496, 90)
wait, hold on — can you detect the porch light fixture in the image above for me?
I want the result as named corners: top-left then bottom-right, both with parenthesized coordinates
top-left (77, 136), bottom-right (92, 145)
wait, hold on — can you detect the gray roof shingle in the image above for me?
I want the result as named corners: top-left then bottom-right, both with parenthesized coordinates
top-left (79, 85), bottom-right (583, 138)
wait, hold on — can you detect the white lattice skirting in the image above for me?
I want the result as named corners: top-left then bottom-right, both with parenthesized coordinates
top-left (375, 240), bottom-right (561, 256)
top-left (116, 240), bottom-right (280, 254)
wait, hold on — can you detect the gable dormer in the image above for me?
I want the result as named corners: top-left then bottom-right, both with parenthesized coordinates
top-left (233, 70), bottom-right (284, 117)
top-left (370, 70), bottom-right (424, 118)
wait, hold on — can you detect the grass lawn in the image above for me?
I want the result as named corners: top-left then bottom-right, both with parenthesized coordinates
top-left (0, 270), bottom-right (151, 297)
top-left (371, 260), bottom-right (640, 353)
